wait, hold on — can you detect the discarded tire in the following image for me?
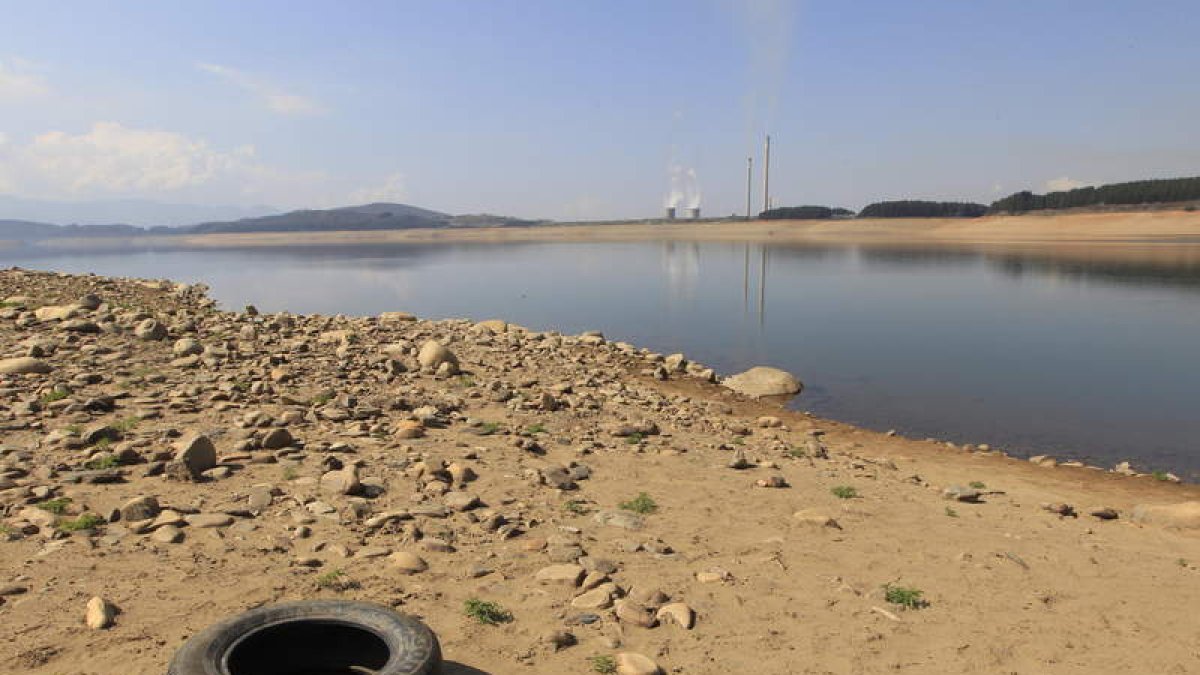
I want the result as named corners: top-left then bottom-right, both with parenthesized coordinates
top-left (167, 600), bottom-right (442, 675)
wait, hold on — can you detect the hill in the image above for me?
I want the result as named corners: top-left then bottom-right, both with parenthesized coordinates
top-left (989, 177), bottom-right (1200, 214)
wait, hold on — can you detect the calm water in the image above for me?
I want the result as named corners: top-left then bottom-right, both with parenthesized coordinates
top-left (5, 240), bottom-right (1200, 478)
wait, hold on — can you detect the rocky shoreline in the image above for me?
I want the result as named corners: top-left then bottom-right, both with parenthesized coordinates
top-left (1, 268), bottom-right (1198, 675)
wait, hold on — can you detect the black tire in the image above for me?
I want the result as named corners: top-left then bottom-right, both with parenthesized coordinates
top-left (167, 600), bottom-right (442, 675)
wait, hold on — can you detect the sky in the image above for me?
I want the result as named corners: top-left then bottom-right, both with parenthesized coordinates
top-left (2, 0), bottom-right (1200, 224)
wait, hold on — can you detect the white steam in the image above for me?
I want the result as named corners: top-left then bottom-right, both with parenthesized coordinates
top-left (665, 163), bottom-right (701, 210)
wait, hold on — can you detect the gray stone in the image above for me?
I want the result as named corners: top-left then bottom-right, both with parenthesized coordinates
top-left (175, 434), bottom-right (217, 477)
top-left (722, 366), bottom-right (803, 398)
top-left (0, 357), bottom-right (52, 374)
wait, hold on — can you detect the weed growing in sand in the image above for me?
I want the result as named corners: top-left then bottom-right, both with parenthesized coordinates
top-left (563, 500), bottom-right (589, 515)
top-left (310, 392), bottom-right (333, 406)
top-left (454, 375), bottom-right (475, 388)
top-left (37, 497), bottom-right (72, 515)
top-left (316, 569), bottom-right (352, 590)
top-left (526, 423), bottom-right (547, 435)
top-left (282, 466), bottom-right (299, 481)
top-left (589, 655), bottom-right (617, 674)
top-left (464, 598), bottom-right (512, 625)
top-left (39, 390), bottom-right (69, 405)
top-left (113, 416), bottom-right (140, 433)
top-left (969, 481), bottom-right (986, 489)
top-left (57, 514), bottom-right (104, 532)
top-left (944, 506), bottom-right (958, 517)
top-left (65, 424), bottom-right (83, 435)
top-left (1179, 558), bottom-right (1190, 568)
top-left (619, 492), bottom-right (657, 514)
top-left (1152, 470), bottom-right (1171, 481)
top-left (84, 455), bottom-right (120, 470)
top-left (625, 432), bottom-right (644, 445)
top-left (831, 485), bottom-right (858, 499)
top-left (732, 436), bottom-right (745, 446)
top-left (478, 422), bottom-right (501, 436)
top-left (884, 584), bottom-right (926, 609)
top-left (92, 437), bottom-right (112, 450)
top-left (785, 446), bottom-right (807, 458)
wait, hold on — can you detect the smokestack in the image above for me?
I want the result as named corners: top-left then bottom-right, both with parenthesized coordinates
top-left (687, 207), bottom-right (700, 219)
top-left (665, 206), bottom-right (676, 220)
top-left (745, 157), bottom-right (753, 220)
top-left (762, 134), bottom-right (771, 215)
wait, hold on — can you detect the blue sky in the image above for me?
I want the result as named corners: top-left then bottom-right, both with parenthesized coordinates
top-left (2, 0), bottom-right (1200, 223)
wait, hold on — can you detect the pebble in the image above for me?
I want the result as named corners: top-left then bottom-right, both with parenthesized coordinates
top-left (152, 525), bottom-right (184, 543)
top-left (534, 564), bottom-right (585, 586)
top-left (85, 596), bottom-right (116, 630)
top-left (615, 652), bottom-right (663, 675)
top-left (655, 602), bottom-right (696, 629)
top-left (185, 513), bottom-right (234, 528)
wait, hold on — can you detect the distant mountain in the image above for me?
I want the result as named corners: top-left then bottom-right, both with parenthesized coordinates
top-left (0, 219), bottom-right (145, 241)
top-left (0, 195), bottom-right (278, 227)
top-left (165, 203), bottom-right (541, 235)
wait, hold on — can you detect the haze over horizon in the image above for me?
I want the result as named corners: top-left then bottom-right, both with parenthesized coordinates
top-left (4, 0), bottom-right (1200, 225)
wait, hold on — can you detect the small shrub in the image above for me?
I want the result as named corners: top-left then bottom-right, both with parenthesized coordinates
top-left (1152, 470), bottom-right (1171, 481)
top-left (454, 375), bottom-right (475, 388)
top-left (732, 436), bottom-right (745, 446)
top-left (944, 506), bottom-right (958, 517)
top-left (884, 584), bottom-right (926, 609)
top-left (831, 485), bottom-right (858, 499)
top-left (316, 569), bottom-right (349, 589)
top-left (589, 655), bottom-right (617, 674)
top-left (478, 422), bottom-right (501, 436)
top-left (39, 390), bottom-right (69, 405)
top-left (968, 481), bottom-right (986, 489)
top-left (526, 423), bottom-right (547, 435)
top-left (92, 437), bottom-right (112, 450)
top-left (58, 514), bottom-right (105, 532)
top-left (310, 392), bottom-right (333, 406)
top-left (619, 492), bottom-right (657, 514)
top-left (1179, 558), bottom-right (1189, 568)
top-left (113, 416), bottom-right (140, 433)
top-left (785, 446), bottom-right (807, 458)
top-left (282, 466), bottom-right (299, 481)
top-left (563, 500), bottom-right (589, 515)
top-left (464, 598), bottom-right (512, 625)
top-left (37, 497), bottom-right (72, 515)
top-left (84, 455), bottom-right (120, 470)
top-left (625, 432), bottom-right (644, 445)
top-left (65, 424), bottom-right (83, 435)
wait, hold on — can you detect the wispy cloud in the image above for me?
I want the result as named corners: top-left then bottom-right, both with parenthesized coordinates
top-left (197, 62), bottom-right (324, 116)
top-left (0, 58), bottom-right (49, 100)
top-left (349, 172), bottom-right (408, 204)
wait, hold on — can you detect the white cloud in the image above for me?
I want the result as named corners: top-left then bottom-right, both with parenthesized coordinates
top-left (0, 122), bottom-right (332, 206)
top-left (0, 58), bottom-right (49, 100)
top-left (197, 62), bottom-right (324, 116)
top-left (349, 172), bottom-right (408, 204)
top-left (0, 131), bottom-right (8, 147)
top-left (1044, 176), bottom-right (1089, 192)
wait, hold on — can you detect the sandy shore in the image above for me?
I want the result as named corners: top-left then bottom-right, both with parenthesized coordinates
top-left (0, 270), bottom-right (1197, 674)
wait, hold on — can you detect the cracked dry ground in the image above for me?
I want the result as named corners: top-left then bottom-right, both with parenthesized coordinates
top-left (0, 268), bottom-right (1198, 675)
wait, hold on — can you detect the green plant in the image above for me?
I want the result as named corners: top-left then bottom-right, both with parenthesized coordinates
top-left (37, 497), bottom-right (72, 515)
top-left (969, 481), bottom-right (986, 489)
top-left (785, 446), bottom-right (806, 458)
top-left (619, 492), bottom-right (657, 514)
top-left (884, 584), bottom-right (926, 609)
top-left (39, 390), bottom-right (69, 405)
top-left (92, 437), bottom-right (112, 450)
top-left (1179, 558), bottom-right (1189, 568)
top-left (831, 485), bottom-right (858, 499)
top-left (625, 432), bottom-right (644, 445)
top-left (563, 500), bottom-right (588, 515)
top-left (113, 416), bottom-right (139, 433)
top-left (944, 506), bottom-right (958, 518)
top-left (316, 569), bottom-right (346, 589)
top-left (526, 423), bottom-right (547, 435)
top-left (65, 424), bottom-right (83, 435)
top-left (1152, 470), bottom-right (1171, 481)
top-left (85, 455), bottom-right (120, 470)
top-left (232, 381), bottom-right (251, 393)
top-left (454, 375), bottom-right (475, 388)
top-left (310, 392), bottom-right (333, 406)
top-left (732, 436), bottom-right (745, 446)
top-left (477, 422), bottom-right (501, 436)
top-left (57, 513), bottom-right (105, 532)
top-left (588, 655), bottom-right (617, 674)
top-left (464, 598), bottom-right (512, 625)
top-left (282, 466), bottom-right (299, 481)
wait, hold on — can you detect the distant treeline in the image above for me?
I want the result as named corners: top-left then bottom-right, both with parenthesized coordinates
top-left (989, 177), bottom-right (1200, 214)
top-left (858, 200), bottom-right (988, 218)
top-left (760, 206), bottom-right (855, 220)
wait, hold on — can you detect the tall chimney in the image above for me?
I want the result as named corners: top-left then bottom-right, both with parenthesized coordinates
top-left (762, 134), bottom-right (771, 215)
top-left (745, 156), bottom-right (753, 220)
top-left (665, 206), bottom-right (676, 220)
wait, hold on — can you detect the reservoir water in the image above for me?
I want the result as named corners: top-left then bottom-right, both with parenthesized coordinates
top-left (5, 239), bottom-right (1200, 479)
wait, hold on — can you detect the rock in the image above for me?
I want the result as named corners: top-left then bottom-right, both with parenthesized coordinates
top-left (134, 319), bottom-right (167, 341)
top-left (85, 596), bottom-right (116, 630)
top-left (1089, 507), bottom-right (1120, 520)
top-left (35, 305), bottom-right (78, 321)
top-left (755, 475), bottom-right (788, 488)
top-left (663, 353), bottom-right (687, 373)
top-left (120, 496), bottom-right (160, 522)
top-left (417, 340), bottom-right (459, 373)
top-left (389, 551), bottom-right (429, 574)
top-left (261, 428), bottom-right (294, 450)
top-left (655, 602), bottom-right (696, 629)
top-left (942, 485), bottom-right (984, 503)
top-left (82, 423), bottom-right (120, 445)
top-left (542, 629), bottom-right (575, 651)
top-left (320, 467), bottom-right (361, 496)
top-left (0, 357), bottom-right (52, 374)
top-left (534, 564), bottom-right (586, 587)
top-left (615, 653), bottom-right (662, 675)
top-left (593, 510), bottom-right (644, 531)
top-left (475, 319), bottom-right (508, 334)
top-left (1029, 455), bottom-right (1058, 467)
top-left (1040, 502), bottom-right (1076, 517)
top-left (792, 510), bottom-right (841, 529)
top-left (571, 587), bottom-right (615, 609)
top-left (722, 366), bottom-right (803, 398)
top-left (614, 599), bottom-right (657, 628)
top-left (394, 420), bottom-right (425, 439)
top-left (443, 492), bottom-right (481, 511)
top-left (175, 434), bottom-right (217, 477)
top-left (757, 416), bottom-right (783, 428)
top-left (173, 338), bottom-right (203, 356)
top-left (185, 513), bottom-right (234, 528)
top-left (380, 311), bottom-right (416, 323)
top-left (1131, 502), bottom-right (1200, 530)
top-left (1113, 461), bottom-right (1138, 476)
top-left (727, 450), bottom-right (752, 470)
top-left (152, 525), bottom-right (184, 543)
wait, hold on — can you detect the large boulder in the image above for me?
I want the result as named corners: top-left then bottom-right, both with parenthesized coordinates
top-left (417, 340), bottom-right (458, 373)
top-left (722, 366), bottom-right (803, 398)
top-left (134, 319), bottom-right (167, 341)
top-left (1131, 502), bottom-right (1200, 530)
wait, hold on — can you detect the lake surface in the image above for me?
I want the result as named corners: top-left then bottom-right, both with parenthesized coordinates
top-left (5, 239), bottom-right (1200, 479)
